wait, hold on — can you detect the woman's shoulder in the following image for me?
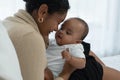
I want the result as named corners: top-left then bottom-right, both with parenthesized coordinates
top-left (3, 18), bottom-right (38, 37)
top-left (2, 18), bottom-right (44, 47)
top-left (2, 9), bottom-right (39, 36)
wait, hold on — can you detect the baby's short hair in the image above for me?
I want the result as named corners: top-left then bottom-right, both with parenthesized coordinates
top-left (73, 17), bottom-right (89, 40)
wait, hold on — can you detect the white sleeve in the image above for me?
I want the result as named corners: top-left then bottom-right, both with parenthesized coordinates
top-left (0, 22), bottom-right (23, 80)
top-left (67, 44), bottom-right (85, 58)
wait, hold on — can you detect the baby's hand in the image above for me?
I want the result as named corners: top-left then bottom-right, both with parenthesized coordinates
top-left (61, 48), bottom-right (72, 61)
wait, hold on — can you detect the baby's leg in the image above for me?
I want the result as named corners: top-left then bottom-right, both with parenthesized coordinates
top-left (44, 68), bottom-right (54, 80)
top-left (102, 66), bottom-right (120, 80)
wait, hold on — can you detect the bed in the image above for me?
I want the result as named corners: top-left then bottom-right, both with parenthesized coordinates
top-left (101, 55), bottom-right (120, 71)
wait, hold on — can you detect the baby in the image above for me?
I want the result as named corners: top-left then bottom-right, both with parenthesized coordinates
top-left (45, 17), bottom-right (89, 79)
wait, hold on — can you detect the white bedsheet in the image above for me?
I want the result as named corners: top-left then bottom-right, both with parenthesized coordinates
top-left (0, 21), bottom-right (23, 80)
top-left (101, 55), bottom-right (120, 71)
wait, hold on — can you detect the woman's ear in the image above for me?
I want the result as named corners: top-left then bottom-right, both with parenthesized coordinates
top-left (38, 4), bottom-right (48, 19)
top-left (76, 40), bottom-right (82, 43)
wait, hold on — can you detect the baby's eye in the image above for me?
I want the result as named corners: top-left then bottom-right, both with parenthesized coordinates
top-left (66, 31), bottom-right (71, 35)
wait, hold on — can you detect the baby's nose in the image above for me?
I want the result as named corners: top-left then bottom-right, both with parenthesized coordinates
top-left (58, 30), bottom-right (63, 35)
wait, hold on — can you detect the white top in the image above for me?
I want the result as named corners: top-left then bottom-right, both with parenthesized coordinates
top-left (0, 21), bottom-right (23, 80)
top-left (46, 39), bottom-right (85, 78)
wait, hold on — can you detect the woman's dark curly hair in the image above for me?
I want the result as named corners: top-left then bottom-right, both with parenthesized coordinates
top-left (23, 0), bottom-right (70, 14)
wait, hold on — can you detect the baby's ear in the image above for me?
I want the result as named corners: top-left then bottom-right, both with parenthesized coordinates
top-left (76, 40), bottom-right (82, 43)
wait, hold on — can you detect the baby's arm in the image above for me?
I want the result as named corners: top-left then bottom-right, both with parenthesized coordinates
top-left (61, 49), bottom-right (86, 69)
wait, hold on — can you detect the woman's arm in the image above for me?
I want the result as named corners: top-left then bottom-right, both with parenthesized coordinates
top-left (14, 31), bottom-right (47, 80)
top-left (89, 51), bottom-right (105, 66)
top-left (55, 61), bottom-right (75, 80)
top-left (68, 57), bottom-right (86, 69)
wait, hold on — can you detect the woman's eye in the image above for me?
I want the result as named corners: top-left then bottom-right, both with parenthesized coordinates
top-left (60, 27), bottom-right (63, 30)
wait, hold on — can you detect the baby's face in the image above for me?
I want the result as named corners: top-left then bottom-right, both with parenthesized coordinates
top-left (55, 18), bottom-right (84, 46)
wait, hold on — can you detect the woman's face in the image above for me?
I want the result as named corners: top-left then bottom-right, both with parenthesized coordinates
top-left (38, 12), bottom-right (67, 47)
top-left (39, 12), bottom-right (67, 37)
top-left (32, 4), bottom-right (68, 47)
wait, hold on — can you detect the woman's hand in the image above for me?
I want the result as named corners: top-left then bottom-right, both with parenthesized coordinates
top-left (58, 61), bottom-right (75, 80)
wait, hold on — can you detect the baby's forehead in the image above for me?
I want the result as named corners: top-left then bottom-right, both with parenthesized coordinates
top-left (63, 18), bottom-right (82, 25)
top-left (65, 18), bottom-right (77, 22)
top-left (62, 18), bottom-right (83, 27)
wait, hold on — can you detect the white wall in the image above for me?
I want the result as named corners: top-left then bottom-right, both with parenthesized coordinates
top-left (0, 0), bottom-right (25, 20)
top-left (0, 0), bottom-right (120, 57)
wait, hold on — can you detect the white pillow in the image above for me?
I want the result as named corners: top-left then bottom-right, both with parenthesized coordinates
top-left (0, 21), bottom-right (23, 80)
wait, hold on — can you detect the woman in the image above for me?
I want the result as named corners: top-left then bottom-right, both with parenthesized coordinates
top-left (2, 0), bottom-right (72, 80)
